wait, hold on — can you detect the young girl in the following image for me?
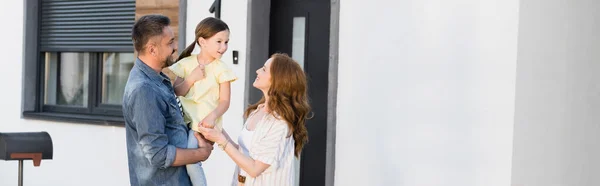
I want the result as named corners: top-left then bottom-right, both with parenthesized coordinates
top-left (199, 53), bottom-right (310, 186)
top-left (169, 17), bottom-right (236, 186)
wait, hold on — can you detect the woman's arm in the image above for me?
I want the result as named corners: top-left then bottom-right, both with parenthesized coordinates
top-left (221, 129), bottom-right (239, 149)
top-left (198, 127), bottom-right (270, 178)
top-left (220, 136), bottom-right (270, 177)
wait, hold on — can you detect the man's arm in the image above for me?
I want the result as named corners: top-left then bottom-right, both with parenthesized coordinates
top-left (171, 132), bottom-right (213, 166)
top-left (130, 85), bottom-right (209, 168)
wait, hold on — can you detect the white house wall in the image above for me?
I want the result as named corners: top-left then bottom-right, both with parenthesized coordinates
top-left (335, 0), bottom-right (519, 186)
top-left (511, 0), bottom-right (600, 185)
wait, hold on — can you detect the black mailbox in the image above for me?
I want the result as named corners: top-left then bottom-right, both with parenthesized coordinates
top-left (0, 132), bottom-right (53, 186)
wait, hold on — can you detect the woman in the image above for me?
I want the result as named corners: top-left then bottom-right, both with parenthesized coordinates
top-left (198, 53), bottom-right (310, 186)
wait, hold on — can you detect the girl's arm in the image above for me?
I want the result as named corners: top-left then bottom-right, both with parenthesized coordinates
top-left (173, 64), bottom-right (205, 96)
top-left (202, 82), bottom-right (231, 127)
top-left (213, 82), bottom-right (231, 117)
top-left (173, 76), bottom-right (194, 96)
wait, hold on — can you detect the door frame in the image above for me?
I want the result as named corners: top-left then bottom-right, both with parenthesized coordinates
top-left (244, 0), bottom-right (340, 185)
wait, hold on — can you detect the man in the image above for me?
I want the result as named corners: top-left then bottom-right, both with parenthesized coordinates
top-left (123, 14), bottom-right (212, 186)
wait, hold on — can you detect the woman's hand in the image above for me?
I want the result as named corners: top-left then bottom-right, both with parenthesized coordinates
top-left (198, 125), bottom-right (227, 145)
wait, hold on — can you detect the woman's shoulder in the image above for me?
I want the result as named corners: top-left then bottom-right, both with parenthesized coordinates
top-left (252, 104), bottom-right (288, 129)
top-left (255, 115), bottom-right (289, 139)
top-left (265, 113), bottom-right (289, 130)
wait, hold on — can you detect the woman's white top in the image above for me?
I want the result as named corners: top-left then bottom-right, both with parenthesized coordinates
top-left (238, 124), bottom-right (255, 177)
top-left (231, 106), bottom-right (296, 186)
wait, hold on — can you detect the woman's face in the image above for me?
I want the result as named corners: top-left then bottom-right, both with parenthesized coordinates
top-left (253, 58), bottom-right (273, 92)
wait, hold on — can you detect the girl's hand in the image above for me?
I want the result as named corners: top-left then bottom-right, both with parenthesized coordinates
top-left (200, 114), bottom-right (217, 129)
top-left (188, 64), bottom-right (206, 82)
top-left (198, 125), bottom-right (226, 145)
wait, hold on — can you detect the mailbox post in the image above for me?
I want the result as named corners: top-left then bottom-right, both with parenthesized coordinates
top-left (0, 132), bottom-right (53, 186)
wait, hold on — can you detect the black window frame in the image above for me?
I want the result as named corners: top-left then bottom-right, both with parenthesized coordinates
top-left (39, 52), bottom-right (126, 116)
top-left (22, 0), bottom-right (135, 125)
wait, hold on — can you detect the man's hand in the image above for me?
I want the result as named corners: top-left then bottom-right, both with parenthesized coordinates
top-left (171, 132), bottom-right (214, 166)
top-left (194, 132), bottom-right (215, 149)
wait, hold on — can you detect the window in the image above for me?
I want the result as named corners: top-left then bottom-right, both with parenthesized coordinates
top-left (23, 0), bottom-right (184, 124)
top-left (22, 0), bottom-right (136, 124)
top-left (41, 52), bottom-right (134, 117)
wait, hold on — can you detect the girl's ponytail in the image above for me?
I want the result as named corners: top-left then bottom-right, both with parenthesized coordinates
top-left (176, 42), bottom-right (196, 61)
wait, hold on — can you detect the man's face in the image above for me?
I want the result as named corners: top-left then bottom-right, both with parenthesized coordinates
top-left (156, 26), bottom-right (177, 67)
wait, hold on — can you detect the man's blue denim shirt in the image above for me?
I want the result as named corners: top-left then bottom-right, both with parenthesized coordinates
top-left (123, 58), bottom-right (191, 186)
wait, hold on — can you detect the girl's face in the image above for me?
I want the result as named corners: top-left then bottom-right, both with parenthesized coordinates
top-left (253, 58), bottom-right (273, 92)
top-left (199, 30), bottom-right (229, 60)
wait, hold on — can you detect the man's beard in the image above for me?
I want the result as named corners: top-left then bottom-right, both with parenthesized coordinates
top-left (162, 49), bottom-right (177, 68)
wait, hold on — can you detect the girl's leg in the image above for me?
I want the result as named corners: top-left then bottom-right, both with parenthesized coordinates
top-left (187, 129), bottom-right (208, 186)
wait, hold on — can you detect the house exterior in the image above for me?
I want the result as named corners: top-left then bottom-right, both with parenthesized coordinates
top-left (1, 0), bottom-right (600, 186)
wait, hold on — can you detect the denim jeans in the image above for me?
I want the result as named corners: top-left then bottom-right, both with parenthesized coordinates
top-left (187, 129), bottom-right (208, 186)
